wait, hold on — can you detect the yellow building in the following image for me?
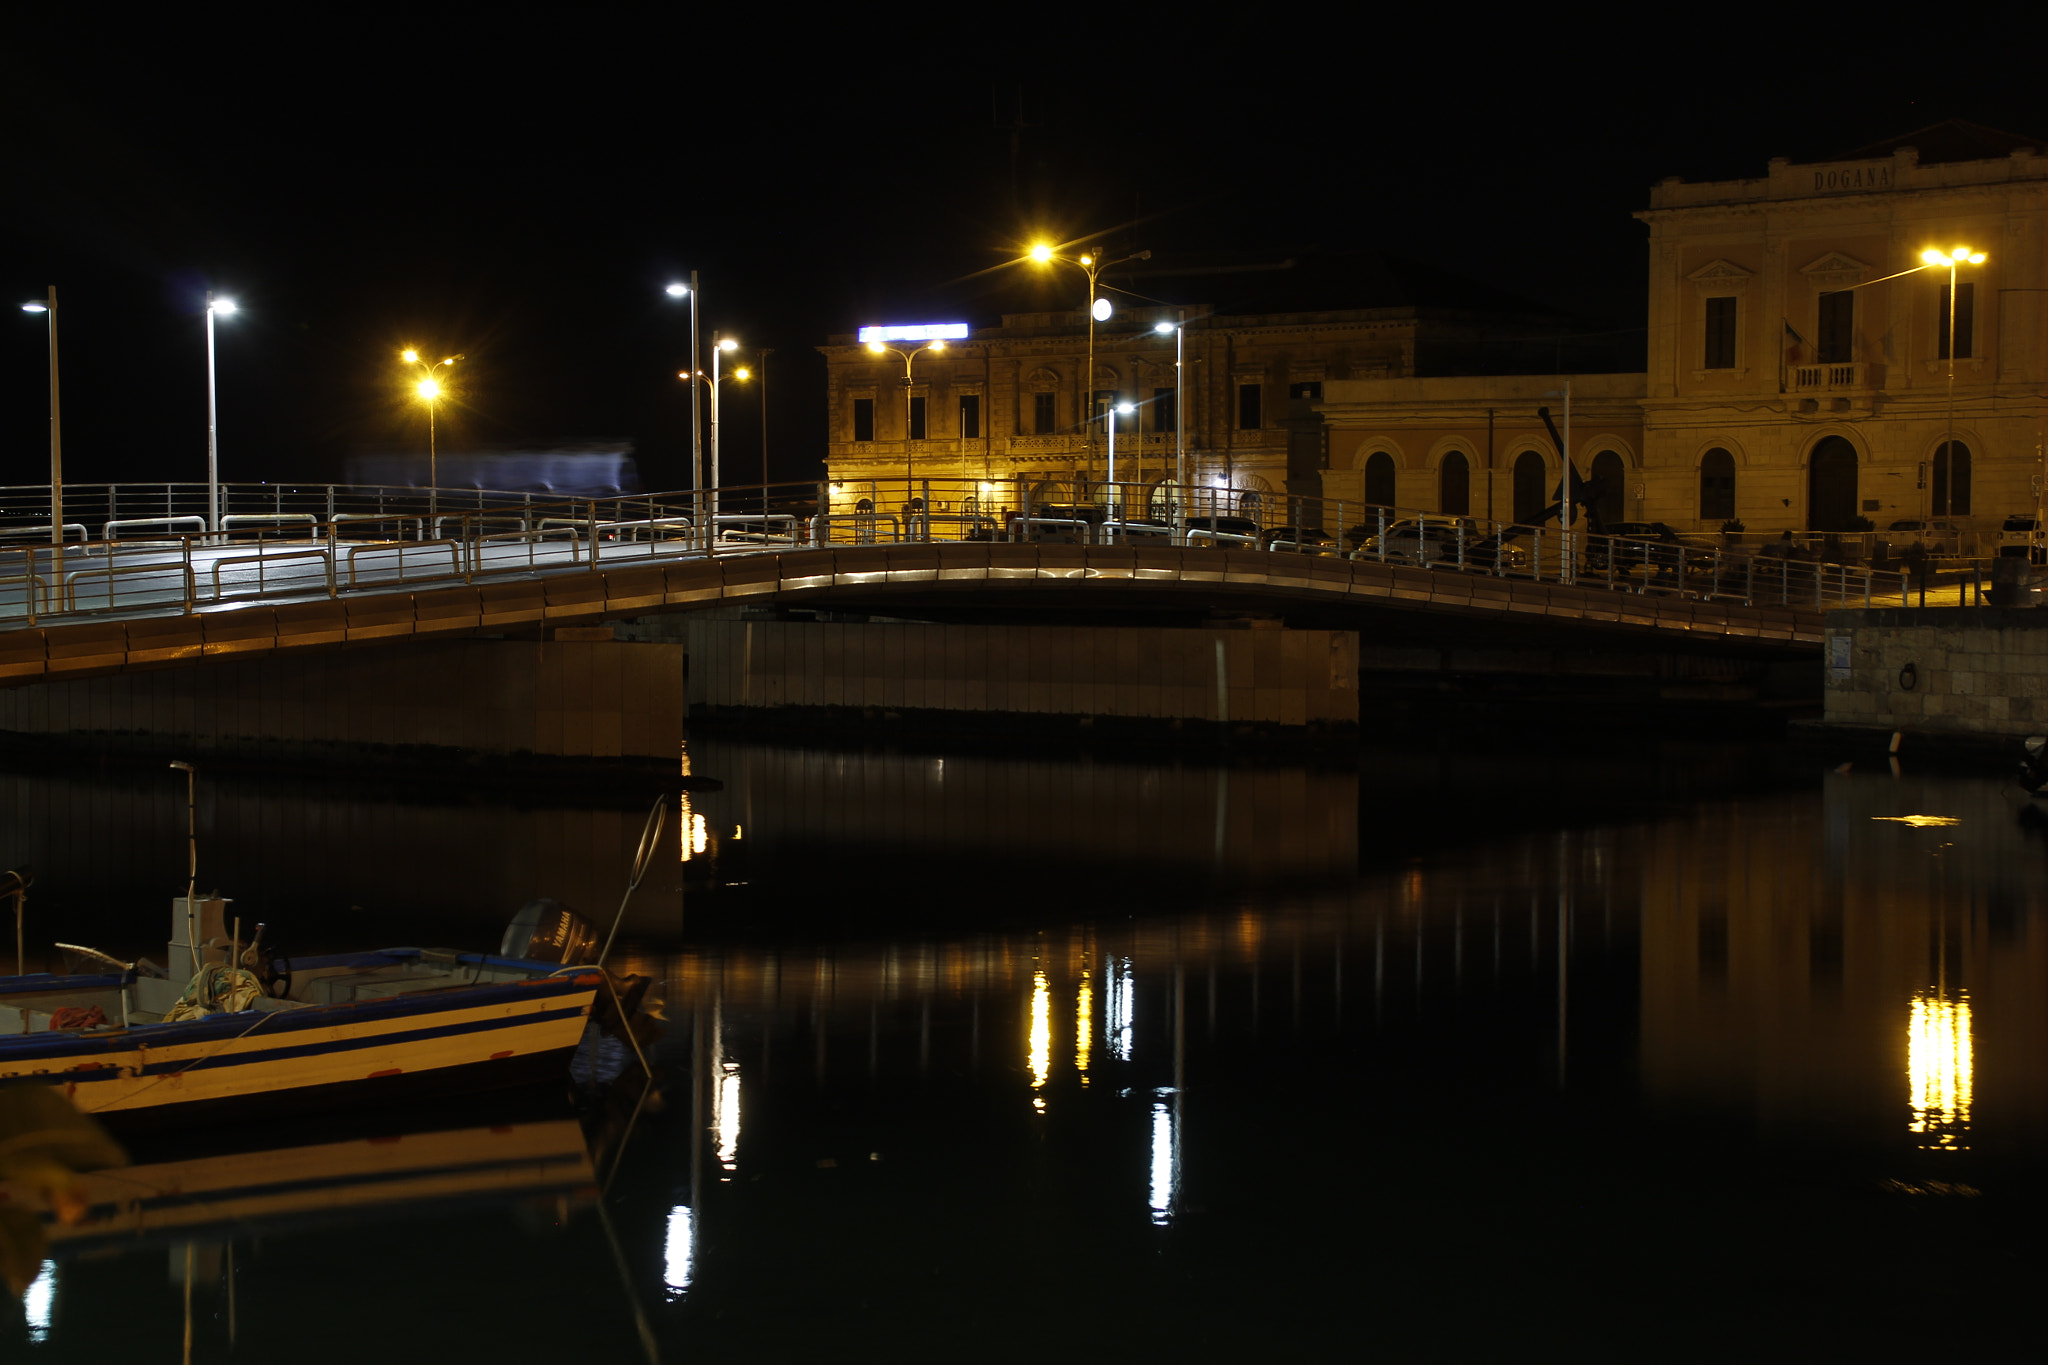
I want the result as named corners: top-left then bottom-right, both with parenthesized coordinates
top-left (818, 251), bottom-right (1616, 522)
top-left (1320, 121), bottom-right (2048, 537)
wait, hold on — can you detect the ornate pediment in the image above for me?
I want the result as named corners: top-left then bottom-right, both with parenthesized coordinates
top-left (1026, 366), bottom-right (1060, 387)
top-left (1688, 258), bottom-right (1754, 293)
top-left (1799, 252), bottom-right (1872, 288)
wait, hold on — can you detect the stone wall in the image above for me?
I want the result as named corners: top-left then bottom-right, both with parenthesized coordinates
top-left (1824, 608), bottom-right (2048, 735)
top-left (686, 620), bottom-right (1358, 727)
top-left (0, 637), bottom-right (684, 761)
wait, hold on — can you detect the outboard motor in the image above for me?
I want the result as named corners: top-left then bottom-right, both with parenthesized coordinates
top-left (500, 898), bottom-right (599, 965)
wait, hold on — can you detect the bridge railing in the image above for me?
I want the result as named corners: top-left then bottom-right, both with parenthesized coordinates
top-left (0, 478), bottom-right (1919, 627)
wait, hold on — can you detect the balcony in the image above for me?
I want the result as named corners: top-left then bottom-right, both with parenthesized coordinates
top-left (1790, 362), bottom-right (1862, 391)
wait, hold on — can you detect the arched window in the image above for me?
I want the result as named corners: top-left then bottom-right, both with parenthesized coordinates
top-left (1589, 450), bottom-right (1626, 528)
top-left (1440, 451), bottom-right (1470, 516)
top-left (1700, 448), bottom-right (1736, 522)
top-left (1364, 451), bottom-right (1397, 507)
top-left (1932, 441), bottom-right (1972, 516)
top-left (1512, 451), bottom-right (1546, 524)
top-left (1239, 490), bottom-right (1263, 516)
top-left (1808, 436), bottom-right (1859, 530)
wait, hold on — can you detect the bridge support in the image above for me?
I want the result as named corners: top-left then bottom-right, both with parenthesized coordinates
top-left (0, 635), bottom-right (683, 766)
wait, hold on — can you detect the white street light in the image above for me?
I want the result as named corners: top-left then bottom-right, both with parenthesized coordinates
top-left (19, 290), bottom-right (59, 553)
top-left (1108, 399), bottom-right (1136, 506)
top-left (205, 292), bottom-right (238, 532)
top-left (1155, 314), bottom-right (1188, 542)
top-left (664, 278), bottom-right (704, 508)
top-left (1091, 297), bottom-right (1113, 322)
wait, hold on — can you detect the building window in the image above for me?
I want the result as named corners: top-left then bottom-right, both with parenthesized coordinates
top-left (959, 394), bottom-right (981, 439)
top-left (1237, 383), bottom-right (1262, 430)
top-left (1152, 388), bottom-right (1175, 434)
top-left (853, 398), bottom-right (875, 442)
top-left (1589, 451), bottom-right (1625, 527)
top-left (1512, 451), bottom-right (1546, 525)
top-left (1092, 390), bottom-right (1119, 430)
top-left (1932, 441), bottom-right (1972, 516)
top-left (1364, 451), bottom-right (1396, 507)
top-left (1817, 290), bottom-right (1854, 364)
top-left (908, 396), bottom-right (927, 441)
top-left (1704, 296), bottom-right (1737, 369)
top-left (1700, 448), bottom-right (1736, 521)
top-left (1033, 392), bottom-right (1056, 435)
top-left (1939, 282), bottom-right (1975, 360)
top-left (1440, 451), bottom-right (1470, 516)
top-left (1288, 380), bottom-right (1323, 402)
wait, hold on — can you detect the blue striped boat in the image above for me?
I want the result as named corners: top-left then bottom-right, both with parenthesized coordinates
top-left (0, 941), bottom-right (605, 1123)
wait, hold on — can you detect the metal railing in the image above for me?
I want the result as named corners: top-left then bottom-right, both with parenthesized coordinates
top-left (0, 476), bottom-right (1922, 628)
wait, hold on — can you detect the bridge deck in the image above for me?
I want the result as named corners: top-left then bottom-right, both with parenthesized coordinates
top-left (0, 541), bottom-right (1836, 686)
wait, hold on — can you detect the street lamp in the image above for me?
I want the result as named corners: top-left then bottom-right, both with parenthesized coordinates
top-left (865, 336), bottom-right (947, 498)
top-left (18, 289), bottom-right (59, 552)
top-left (1107, 401), bottom-right (1135, 511)
top-left (1155, 313), bottom-right (1188, 540)
top-left (678, 337), bottom-right (750, 533)
top-left (1027, 241), bottom-right (1150, 481)
top-left (1921, 245), bottom-right (1987, 522)
top-left (401, 349), bottom-right (461, 515)
top-left (205, 293), bottom-right (237, 532)
top-left (665, 278), bottom-right (703, 497)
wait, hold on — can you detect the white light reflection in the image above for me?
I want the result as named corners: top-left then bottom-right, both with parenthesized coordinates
top-left (1029, 970), bottom-right (1051, 1110)
top-left (25, 1258), bottom-right (55, 1340)
top-left (1108, 958), bottom-right (1135, 1061)
top-left (715, 1062), bottom-right (741, 1175)
top-left (1148, 1101), bottom-right (1177, 1226)
top-left (692, 814), bottom-right (708, 857)
top-left (664, 1206), bottom-right (695, 1299)
top-left (1909, 989), bottom-right (1974, 1151)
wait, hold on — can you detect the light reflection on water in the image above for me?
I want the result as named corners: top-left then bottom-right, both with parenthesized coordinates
top-left (6, 739), bottom-right (2048, 1353)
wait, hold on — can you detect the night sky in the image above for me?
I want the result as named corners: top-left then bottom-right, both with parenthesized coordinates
top-left (3, 17), bottom-right (2042, 495)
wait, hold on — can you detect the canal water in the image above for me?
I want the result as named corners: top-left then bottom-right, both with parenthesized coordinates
top-left (3, 731), bottom-right (2043, 1359)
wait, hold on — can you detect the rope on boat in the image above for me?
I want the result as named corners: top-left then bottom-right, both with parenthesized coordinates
top-left (162, 963), bottom-right (264, 1022)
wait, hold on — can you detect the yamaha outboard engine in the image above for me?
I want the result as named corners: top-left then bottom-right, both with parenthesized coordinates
top-left (500, 898), bottom-right (600, 965)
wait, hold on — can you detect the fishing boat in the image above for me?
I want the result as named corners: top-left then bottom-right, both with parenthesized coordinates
top-left (0, 766), bottom-right (668, 1126)
top-left (0, 893), bottom-right (610, 1124)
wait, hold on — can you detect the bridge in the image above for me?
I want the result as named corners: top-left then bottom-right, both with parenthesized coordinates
top-left (0, 477), bottom-right (1907, 685)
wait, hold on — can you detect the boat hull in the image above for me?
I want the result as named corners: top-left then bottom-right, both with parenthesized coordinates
top-left (0, 971), bottom-right (602, 1121)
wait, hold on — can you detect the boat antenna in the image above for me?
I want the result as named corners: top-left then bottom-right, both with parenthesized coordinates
top-left (596, 795), bottom-right (668, 970)
top-left (170, 761), bottom-right (197, 956)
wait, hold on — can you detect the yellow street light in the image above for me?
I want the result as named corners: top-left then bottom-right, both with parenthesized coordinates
top-left (1025, 241), bottom-right (1151, 477)
top-left (400, 348), bottom-right (462, 513)
top-left (1918, 245), bottom-right (1988, 521)
top-left (417, 378), bottom-right (442, 400)
top-left (1028, 243), bottom-right (1054, 263)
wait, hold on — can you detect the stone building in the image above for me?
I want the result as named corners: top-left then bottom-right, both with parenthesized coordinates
top-left (1318, 121), bottom-right (2048, 537)
top-left (817, 251), bottom-right (1620, 520)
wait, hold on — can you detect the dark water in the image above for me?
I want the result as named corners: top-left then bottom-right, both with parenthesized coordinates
top-left (4, 733), bottom-right (2045, 1360)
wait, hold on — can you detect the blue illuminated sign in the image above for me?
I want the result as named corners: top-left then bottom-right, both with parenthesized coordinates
top-left (857, 323), bottom-right (971, 344)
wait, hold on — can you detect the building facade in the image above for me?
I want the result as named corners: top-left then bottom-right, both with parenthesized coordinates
top-left (818, 252), bottom-right (1603, 521)
top-left (1318, 124), bottom-right (2048, 537)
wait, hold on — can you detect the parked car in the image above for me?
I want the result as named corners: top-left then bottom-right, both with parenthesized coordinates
top-left (1587, 521), bottom-right (1691, 575)
top-left (1355, 519), bottom-right (1528, 573)
top-left (1260, 525), bottom-right (1339, 555)
top-left (1184, 516), bottom-right (1261, 545)
top-left (1881, 519), bottom-right (1964, 557)
top-left (2000, 514), bottom-right (2045, 562)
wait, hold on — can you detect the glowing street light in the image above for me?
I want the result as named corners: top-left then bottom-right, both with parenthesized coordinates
top-left (400, 349), bottom-right (462, 514)
top-left (664, 278), bottom-right (704, 497)
top-left (864, 334), bottom-right (948, 496)
top-left (1028, 241), bottom-right (1150, 482)
top-left (1154, 314), bottom-right (1189, 540)
top-left (18, 289), bottom-right (60, 552)
top-left (677, 335), bottom-right (751, 528)
top-left (204, 292), bottom-right (238, 532)
top-left (1107, 400), bottom-right (1136, 505)
top-left (1920, 245), bottom-right (1988, 521)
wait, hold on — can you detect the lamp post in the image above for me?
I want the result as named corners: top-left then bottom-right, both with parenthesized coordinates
top-left (204, 293), bottom-right (237, 533)
top-left (1106, 400), bottom-right (1135, 513)
top-left (866, 337), bottom-right (946, 503)
top-left (401, 349), bottom-right (461, 516)
top-left (679, 339), bottom-right (750, 535)
top-left (1155, 313), bottom-right (1187, 541)
top-left (18, 289), bottom-right (58, 552)
top-left (665, 279), bottom-right (703, 497)
top-left (1922, 245), bottom-right (1987, 522)
top-left (1028, 242), bottom-right (1150, 483)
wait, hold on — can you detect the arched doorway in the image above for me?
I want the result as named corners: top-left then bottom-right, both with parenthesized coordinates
top-left (1440, 452), bottom-right (1470, 516)
top-left (1699, 448), bottom-right (1736, 522)
top-left (1808, 436), bottom-right (1859, 530)
top-left (1588, 450), bottom-right (1626, 528)
top-left (1364, 451), bottom-right (1396, 507)
top-left (1932, 441), bottom-right (1972, 516)
top-left (1512, 451), bottom-right (1546, 524)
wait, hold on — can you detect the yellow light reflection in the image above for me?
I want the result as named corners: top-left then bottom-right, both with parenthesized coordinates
top-left (679, 793), bottom-right (693, 861)
top-left (1873, 815), bottom-right (1960, 828)
top-left (715, 1062), bottom-right (740, 1175)
top-left (1029, 969), bottom-right (1051, 1110)
top-left (1074, 969), bottom-right (1093, 1084)
top-left (692, 814), bottom-right (708, 856)
top-left (1908, 989), bottom-right (1973, 1151)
